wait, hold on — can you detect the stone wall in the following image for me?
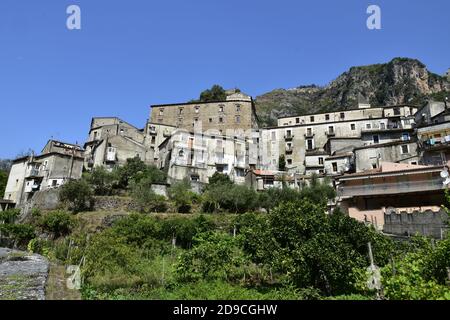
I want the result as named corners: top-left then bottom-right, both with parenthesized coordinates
top-left (383, 208), bottom-right (449, 238)
top-left (92, 196), bottom-right (140, 212)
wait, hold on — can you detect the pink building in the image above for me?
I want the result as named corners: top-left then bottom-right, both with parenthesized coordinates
top-left (336, 162), bottom-right (449, 232)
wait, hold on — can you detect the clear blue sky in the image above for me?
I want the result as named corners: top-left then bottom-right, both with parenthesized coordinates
top-left (0, 0), bottom-right (449, 158)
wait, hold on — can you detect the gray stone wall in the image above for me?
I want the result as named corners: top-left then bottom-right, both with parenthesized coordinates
top-left (383, 209), bottom-right (449, 238)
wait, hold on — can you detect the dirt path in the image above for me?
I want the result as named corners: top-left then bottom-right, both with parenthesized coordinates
top-left (45, 263), bottom-right (81, 300)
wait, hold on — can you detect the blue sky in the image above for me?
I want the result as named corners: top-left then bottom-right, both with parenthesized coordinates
top-left (0, 0), bottom-right (449, 158)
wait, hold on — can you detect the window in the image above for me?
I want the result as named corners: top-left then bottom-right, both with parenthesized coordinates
top-left (93, 131), bottom-right (98, 139)
top-left (219, 117), bottom-right (223, 123)
top-left (351, 124), bottom-right (356, 131)
top-left (380, 122), bottom-right (386, 129)
top-left (296, 118), bottom-right (300, 124)
top-left (410, 161), bottom-right (418, 165)
top-left (236, 104), bottom-right (241, 112)
top-left (401, 145), bottom-right (409, 154)
top-left (52, 180), bottom-right (58, 187)
top-left (319, 169), bottom-right (325, 174)
top-left (306, 128), bottom-right (312, 136)
top-left (394, 108), bottom-right (401, 115)
top-left (287, 159), bottom-right (293, 165)
top-left (340, 112), bottom-right (345, 120)
top-left (372, 163), bottom-right (378, 169)
top-left (310, 116), bottom-right (315, 122)
top-left (159, 108), bottom-right (164, 116)
top-left (178, 150), bottom-right (184, 157)
top-left (287, 130), bottom-right (292, 137)
top-left (179, 108), bottom-right (183, 115)
top-left (236, 116), bottom-right (240, 123)
top-left (402, 133), bottom-right (410, 141)
top-left (151, 136), bottom-right (156, 144)
top-left (373, 135), bottom-right (380, 144)
top-left (319, 157), bottom-right (324, 165)
top-left (325, 114), bottom-right (330, 121)
top-left (191, 175), bottom-right (199, 182)
top-left (209, 118), bottom-right (213, 123)
top-left (366, 123), bottom-right (372, 129)
top-left (332, 162), bottom-right (338, 172)
top-left (307, 139), bottom-right (314, 150)
top-left (219, 105), bottom-right (224, 113)
top-left (271, 132), bottom-right (276, 141)
top-left (328, 126), bottom-right (334, 134)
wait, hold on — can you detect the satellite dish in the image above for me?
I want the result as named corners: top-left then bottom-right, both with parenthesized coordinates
top-left (443, 178), bottom-right (450, 186)
top-left (440, 170), bottom-right (449, 179)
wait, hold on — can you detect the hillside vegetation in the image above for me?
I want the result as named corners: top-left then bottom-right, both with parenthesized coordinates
top-left (1, 157), bottom-right (449, 300)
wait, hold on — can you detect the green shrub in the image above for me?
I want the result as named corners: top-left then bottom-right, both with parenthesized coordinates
top-left (39, 211), bottom-right (75, 238)
top-left (168, 179), bottom-right (196, 213)
top-left (0, 223), bottom-right (35, 246)
top-left (60, 179), bottom-right (93, 212)
top-left (130, 177), bottom-right (167, 213)
top-left (84, 167), bottom-right (119, 196)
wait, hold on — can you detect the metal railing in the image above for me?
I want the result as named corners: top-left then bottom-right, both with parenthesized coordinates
top-left (338, 179), bottom-right (445, 197)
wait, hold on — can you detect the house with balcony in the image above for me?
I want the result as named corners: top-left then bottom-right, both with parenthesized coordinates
top-left (3, 140), bottom-right (84, 207)
top-left (157, 129), bottom-right (250, 185)
top-left (335, 162), bottom-right (449, 233)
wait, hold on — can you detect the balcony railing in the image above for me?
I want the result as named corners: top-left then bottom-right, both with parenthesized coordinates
top-left (419, 137), bottom-right (450, 150)
top-left (338, 178), bottom-right (445, 197)
top-left (27, 169), bottom-right (41, 177)
top-left (304, 133), bottom-right (314, 138)
top-left (284, 135), bottom-right (294, 141)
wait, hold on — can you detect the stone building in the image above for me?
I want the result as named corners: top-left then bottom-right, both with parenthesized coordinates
top-left (3, 140), bottom-right (84, 206)
top-left (149, 92), bottom-right (258, 138)
top-left (84, 117), bottom-right (152, 170)
top-left (259, 104), bottom-right (417, 176)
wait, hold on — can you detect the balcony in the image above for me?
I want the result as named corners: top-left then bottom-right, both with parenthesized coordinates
top-left (305, 148), bottom-right (318, 155)
top-left (304, 133), bottom-right (314, 139)
top-left (27, 169), bottom-right (41, 178)
top-left (286, 148), bottom-right (293, 155)
top-left (284, 134), bottom-right (294, 141)
top-left (419, 137), bottom-right (450, 151)
top-left (338, 178), bottom-right (445, 198)
top-left (326, 131), bottom-right (335, 137)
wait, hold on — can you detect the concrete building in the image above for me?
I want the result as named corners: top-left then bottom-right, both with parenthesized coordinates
top-left (260, 104), bottom-right (417, 176)
top-left (158, 129), bottom-right (250, 185)
top-left (336, 162), bottom-right (449, 231)
top-left (149, 92), bottom-right (258, 137)
top-left (3, 140), bottom-right (84, 206)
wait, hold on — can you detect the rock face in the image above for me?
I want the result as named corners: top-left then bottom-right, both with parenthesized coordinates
top-left (0, 248), bottom-right (49, 300)
top-left (255, 58), bottom-right (450, 126)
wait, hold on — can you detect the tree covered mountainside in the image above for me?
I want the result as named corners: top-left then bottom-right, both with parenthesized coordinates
top-left (254, 58), bottom-right (450, 126)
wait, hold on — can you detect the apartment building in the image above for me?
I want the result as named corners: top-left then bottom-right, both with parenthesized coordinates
top-left (3, 140), bottom-right (84, 206)
top-left (149, 92), bottom-right (258, 137)
top-left (158, 129), bottom-right (250, 185)
top-left (336, 162), bottom-right (448, 232)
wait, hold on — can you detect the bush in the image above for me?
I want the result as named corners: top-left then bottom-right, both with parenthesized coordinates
top-left (0, 223), bottom-right (36, 247)
top-left (202, 184), bottom-right (258, 214)
top-left (168, 179), bottom-right (196, 213)
top-left (0, 209), bottom-right (20, 224)
top-left (60, 179), bottom-right (93, 212)
top-left (130, 182), bottom-right (167, 213)
top-left (84, 167), bottom-right (119, 196)
top-left (39, 211), bottom-right (75, 238)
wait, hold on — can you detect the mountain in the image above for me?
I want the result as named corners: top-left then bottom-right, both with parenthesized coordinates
top-left (255, 58), bottom-right (450, 127)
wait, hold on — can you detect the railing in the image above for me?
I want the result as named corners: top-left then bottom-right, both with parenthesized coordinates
top-left (27, 169), bottom-right (41, 177)
top-left (338, 179), bottom-right (445, 197)
top-left (419, 137), bottom-right (450, 150)
top-left (284, 135), bottom-right (294, 141)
